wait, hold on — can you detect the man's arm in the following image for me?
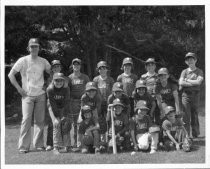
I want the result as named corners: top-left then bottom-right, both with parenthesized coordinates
top-left (8, 69), bottom-right (27, 97)
top-left (185, 76), bottom-right (203, 86)
top-left (173, 90), bottom-right (180, 113)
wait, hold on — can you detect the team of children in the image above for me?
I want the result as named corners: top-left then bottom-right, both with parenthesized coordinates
top-left (45, 52), bottom-right (203, 154)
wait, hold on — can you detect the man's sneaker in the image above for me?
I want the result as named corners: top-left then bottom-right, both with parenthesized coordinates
top-left (53, 147), bottom-right (60, 155)
top-left (19, 149), bottom-right (28, 154)
top-left (46, 145), bottom-right (53, 151)
top-left (36, 147), bottom-right (45, 152)
top-left (72, 147), bottom-right (81, 152)
top-left (150, 149), bottom-right (156, 154)
top-left (95, 147), bottom-right (101, 154)
top-left (59, 146), bottom-right (69, 153)
top-left (81, 148), bottom-right (88, 154)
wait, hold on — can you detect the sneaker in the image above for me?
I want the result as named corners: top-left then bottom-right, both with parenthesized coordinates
top-left (81, 148), bottom-right (88, 154)
top-left (46, 145), bottom-right (53, 151)
top-left (59, 147), bottom-right (69, 153)
top-left (72, 147), bottom-right (81, 152)
top-left (150, 149), bottom-right (156, 154)
top-left (19, 149), bottom-right (28, 154)
top-left (53, 147), bottom-right (60, 155)
top-left (36, 147), bottom-right (45, 152)
top-left (95, 147), bottom-right (101, 154)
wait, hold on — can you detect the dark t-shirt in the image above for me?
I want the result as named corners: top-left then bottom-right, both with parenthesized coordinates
top-left (130, 115), bottom-right (152, 134)
top-left (78, 118), bottom-right (96, 135)
top-left (132, 92), bottom-right (154, 110)
top-left (155, 82), bottom-right (178, 106)
top-left (47, 84), bottom-right (70, 117)
top-left (81, 93), bottom-right (102, 112)
top-left (117, 73), bottom-right (138, 97)
top-left (93, 75), bottom-right (114, 102)
top-left (180, 68), bottom-right (203, 91)
top-left (68, 73), bottom-right (90, 99)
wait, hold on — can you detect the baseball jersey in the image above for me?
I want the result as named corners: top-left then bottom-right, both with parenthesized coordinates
top-left (93, 75), bottom-right (114, 102)
top-left (140, 72), bottom-right (158, 95)
top-left (47, 84), bottom-right (70, 118)
top-left (180, 68), bottom-right (203, 91)
top-left (11, 55), bottom-right (51, 96)
top-left (132, 92), bottom-right (154, 110)
top-left (130, 115), bottom-right (152, 134)
top-left (106, 112), bottom-right (129, 135)
top-left (78, 118), bottom-right (96, 135)
top-left (155, 81), bottom-right (178, 106)
top-left (68, 73), bottom-right (90, 99)
top-left (81, 93), bottom-right (102, 112)
top-left (162, 118), bottom-right (184, 138)
top-left (117, 73), bottom-right (138, 97)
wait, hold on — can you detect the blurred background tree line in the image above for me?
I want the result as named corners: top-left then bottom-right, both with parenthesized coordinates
top-left (5, 6), bottom-right (205, 113)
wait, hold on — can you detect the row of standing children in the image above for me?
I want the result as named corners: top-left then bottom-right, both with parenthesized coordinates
top-left (45, 52), bottom-right (203, 154)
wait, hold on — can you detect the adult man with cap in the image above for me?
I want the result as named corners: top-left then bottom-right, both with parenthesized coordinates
top-left (8, 38), bottom-right (51, 153)
top-left (179, 52), bottom-right (204, 138)
top-left (68, 58), bottom-right (90, 147)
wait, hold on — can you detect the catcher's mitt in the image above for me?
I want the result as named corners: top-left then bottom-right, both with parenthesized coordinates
top-left (182, 137), bottom-right (193, 152)
top-left (149, 125), bottom-right (160, 133)
top-left (61, 117), bottom-right (71, 135)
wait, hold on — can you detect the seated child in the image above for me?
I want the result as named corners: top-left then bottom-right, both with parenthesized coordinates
top-left (130, 101), bottom-right (159, 154)
top-left (78, 105), bottom-right (101, 154)
top-left (47, 73), bottom-right (71, 153)
top-left (161, 106), bottom-right (189, 151)
top-left (106, 98), bottom-right (130, 151)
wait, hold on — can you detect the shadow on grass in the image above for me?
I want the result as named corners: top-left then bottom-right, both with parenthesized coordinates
top-left (190, 137), bottom-right (205, 152)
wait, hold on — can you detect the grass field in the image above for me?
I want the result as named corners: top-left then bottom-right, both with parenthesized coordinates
top-left (4, 112), bottom-right (205, 164)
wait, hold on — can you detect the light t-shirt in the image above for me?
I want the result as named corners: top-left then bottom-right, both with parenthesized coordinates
top-left (12, 55), bottom-right (51, 96)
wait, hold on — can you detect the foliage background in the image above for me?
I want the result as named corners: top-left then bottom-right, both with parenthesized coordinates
top-left (5, 6), bottom-right (205, 109)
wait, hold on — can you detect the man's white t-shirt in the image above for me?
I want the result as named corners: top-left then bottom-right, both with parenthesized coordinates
top-left (12, 55), bottom-right (51, 96)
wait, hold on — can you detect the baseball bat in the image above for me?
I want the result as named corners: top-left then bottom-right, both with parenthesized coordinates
top-left (110, 106), bottom-right (117, 154)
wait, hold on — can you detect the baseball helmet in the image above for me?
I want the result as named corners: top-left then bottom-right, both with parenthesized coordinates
top-left (81, 105), bottom-right (92, 120)
top-left (185, 52), bottom-right (197, 60)
top-left (112, 82), bottom-right (123, 92)
top-left (96, 61), bottom-right (109, 70)
top-left (135, 80), bottom-right (147, 89)
top-left (165, 106), bottom-right (175, 115)
top-left (51, 60), bottom-right (61, 66)
top-left (135, 100), bottom-right (149, 113)
top-left (145, 58), bottom-right (156, 65)
top-left (28, 38), bottom-right (39, 46)
top-left (85, 82), bottom-right (97, 91)
top-left (53, 73), bottom-right (65, 81)
top-left (121, 57), bottom-right (133, 69)
top-left (112, 98), bottom-right (124, 108)
top-left (158, 67), bottom-right (169, 75)
top-left (72, 58), bottom-right (82, 65)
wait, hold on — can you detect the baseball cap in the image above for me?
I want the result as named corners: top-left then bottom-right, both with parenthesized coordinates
top-left (185, 52), bottom-right (197, 60)
top-left (51, 60), bottom-right (61, 66)
top-left (135, 80), bottom-right (146, 89)
top-left (53, 73), bottom-right (65, 80)
top-left (165, 106), bottom-right (175, 115)
top-left (28, 38), bottom-right (39, 46)
top-left (135, 100), bottom-right (149, 112)
top-left (72, 58), bottom-right (82, 65)
top-left (145, 58), bottom-right (156, 65)
top-left (97, 61), bottom-right (109, 69)
top-left (112, 98), bottom-right (124, 107)
top-left (122, 57), bottom-right (133, 66)
top-left (112, 82), bottom-right (123, 92)
top-left (85, 82), bottom-right (97, 91)
top-left (158, 68), bottom-right (168, 75)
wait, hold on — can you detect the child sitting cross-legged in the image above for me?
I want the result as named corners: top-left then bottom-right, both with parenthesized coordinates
top-left (77, 105), bottom-right (101, 154)
top-left (130, 101), bottom-right (160, 154)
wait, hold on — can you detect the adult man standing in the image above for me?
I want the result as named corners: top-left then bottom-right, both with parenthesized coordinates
top-left (8, 38), bottom-right (51, 153)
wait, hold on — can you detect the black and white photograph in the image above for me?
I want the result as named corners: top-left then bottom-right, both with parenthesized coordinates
top-left (1, 0), bottom-right (209, 168)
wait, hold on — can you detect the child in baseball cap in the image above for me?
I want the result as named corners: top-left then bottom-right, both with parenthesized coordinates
top-left (77, 105), bottom-right (101, 154)
top-left (130, 101), bottom-right (159, 154)
top-left (161, 106), bottom-right (189, 152)
top-left (106, 98), bottom-right (131, 152)
top-left (46, 73), bottom-right (71, 154)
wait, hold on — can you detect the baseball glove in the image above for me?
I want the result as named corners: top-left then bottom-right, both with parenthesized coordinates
top-left (182, 137), bottom-right (193, 152)
top-left (149, 125), bottom-right (160, 133)
top-left (61, 117), bottom-right (71, 135)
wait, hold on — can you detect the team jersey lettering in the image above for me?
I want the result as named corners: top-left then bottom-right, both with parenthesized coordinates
top-left (123, 78), bottom-right (133, 84)
top-left (54, 95), bottom-right (65, 100)
top-left (72, 79), bottom-right (84, 85)
top-left (98, 83), bottom-right (107, 89)
top-left (160, 88), bottom-right (171, 95)
top-left (136, 122), bottom-right (147, 130)
top-left (114, 120), bottom-right (123, 126)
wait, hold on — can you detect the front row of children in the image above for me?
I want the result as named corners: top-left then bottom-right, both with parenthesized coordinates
top-left (47, 72), bottom-right (190, 154)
